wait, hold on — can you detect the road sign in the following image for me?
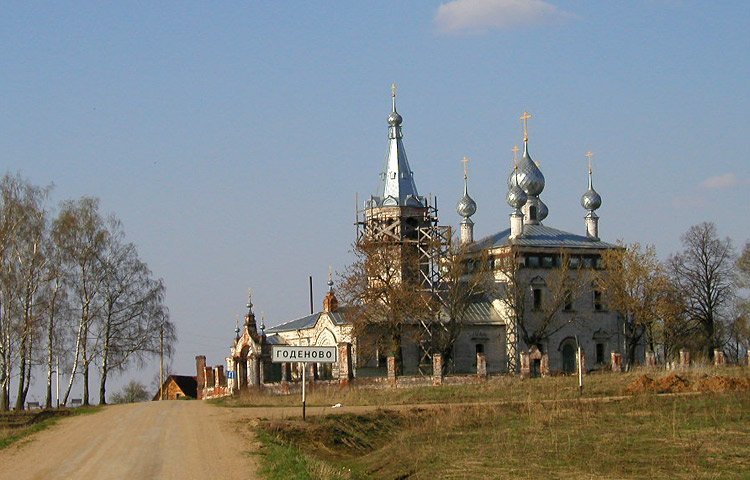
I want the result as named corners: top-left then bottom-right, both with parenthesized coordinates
top-left (227, 371), bottom-right (236, 379)
top-left (271, 345), bottom-right (338, 363)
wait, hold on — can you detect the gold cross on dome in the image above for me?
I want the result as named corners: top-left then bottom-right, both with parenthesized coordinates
top-left (392, 83), bottom-right (396, 98)
top-left (511, 145), bottom-right (520, 165)
top-left (586, 151), bottom-right (594, 172)
top-left (520, 111), bottom-right (532, 141)
top-left (462, 156), bottom-right (469, 178)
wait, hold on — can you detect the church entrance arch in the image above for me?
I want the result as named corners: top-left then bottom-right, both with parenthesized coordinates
top-left (560, 338), bottom-right (577, 374)
top-left (238, 345), bottom-right (250, 388)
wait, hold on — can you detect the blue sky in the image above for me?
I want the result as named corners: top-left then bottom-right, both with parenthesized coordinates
top-left (3, 1), bottom-right (749, 386)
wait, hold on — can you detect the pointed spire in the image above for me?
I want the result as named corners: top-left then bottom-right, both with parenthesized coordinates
top-left (327, 266), bottom-right (334, 293)
top-left (581, 151), bottom-right (602, 212)
top-left (509, 111), bottom-right (546, 225)
top-left (234, 315), bottom-right (240, 340)
top-left (457, 157), bottom-right (477, 246)
top-left (246, 288), bottom-right (253, 314)
top-left (581, 151), bottom-right (602, 240)
top-left (371, 85), bottom-right (425, 208)
top-left (520, 110), bottom-right (532, 143)
top-left (323, 267), bottom-right (339, 313)
top-left (456, 156), bottom-right (477, 219)
top-left (260, 312), bottom-right (266, 335)
top-left (244, 287), bottom-right (258, 333)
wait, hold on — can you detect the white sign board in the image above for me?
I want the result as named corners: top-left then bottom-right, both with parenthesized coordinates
top-left (272, 345), bottom-right (338, 363)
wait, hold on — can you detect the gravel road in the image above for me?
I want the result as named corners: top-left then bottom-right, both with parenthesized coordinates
top-left (0, 401), bottom-right (260, 480)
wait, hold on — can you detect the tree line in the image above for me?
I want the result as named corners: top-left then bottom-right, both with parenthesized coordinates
top-left (0, 173), bottom-right (176, 409)
top-left (340, 221), bottom-right (750, 373)
top-left (600, 222), bottom-right (750, 367)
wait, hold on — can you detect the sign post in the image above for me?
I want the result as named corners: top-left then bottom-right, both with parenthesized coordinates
top-left (272, 345), bottom-right (338, 420)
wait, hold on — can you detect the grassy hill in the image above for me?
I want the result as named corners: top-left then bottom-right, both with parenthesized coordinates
top-left (242, 367), bottom-right (750, 479)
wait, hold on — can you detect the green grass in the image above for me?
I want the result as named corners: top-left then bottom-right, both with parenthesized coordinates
top-left (251, 369), bottom-right (750, 479)
top-left (0, 405), bottom-right (102, 450)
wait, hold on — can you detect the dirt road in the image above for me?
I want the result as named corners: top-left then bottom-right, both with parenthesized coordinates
top-left (0, 401), bottom-right (261, 480)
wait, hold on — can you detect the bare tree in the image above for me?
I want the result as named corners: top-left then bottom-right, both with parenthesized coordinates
top-left (495, 249), bottom-right (591, 353)
top-left (432, 244), bottom-right (496, 373)
top-left (599, 243), bottom-right (681, 367)
top-left (339, 239), bottom-right (435, 375)
top-left (97, 223), bottom-right (173, 404)
top-left (727, 242), bottom-right (750, 362)
top-left (668, 222), bottom-right (735, 359)
top-left (0, 174), bottom-right (52, 410)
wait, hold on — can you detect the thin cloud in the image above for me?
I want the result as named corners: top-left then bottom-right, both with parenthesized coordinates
top-left (700, 173), bottom-right (737, 190)
top-left (671, 194), bottom-right (706, 210)
top-left (434, 0), bottom-right (578, 34)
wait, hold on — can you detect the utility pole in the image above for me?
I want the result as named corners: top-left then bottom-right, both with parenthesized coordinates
top-left (159, 320), bottom-right (164, 401)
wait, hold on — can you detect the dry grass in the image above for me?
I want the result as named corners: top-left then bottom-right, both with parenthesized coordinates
top-left (217, 366), bottom-right (750, 409)
top-left (253, 368), bottom-right (750, 479)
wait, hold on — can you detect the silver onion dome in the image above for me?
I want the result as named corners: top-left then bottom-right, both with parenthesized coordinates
top-left (581, 188), bottom-right (601, 211)
top-left (457, 192), bottom-right (477, 218)
top-left (388, 111), bottom-right (403, 126)
top-left (581, 170), bottom-right (602, 211)
top-left (537, 198), bottom-right (549, 221)
top-left (506, 183), bottom-right (528, 209)
top-left (508, 143), bottom-right (545, 196)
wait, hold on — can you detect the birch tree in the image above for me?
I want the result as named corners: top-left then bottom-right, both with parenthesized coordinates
top-left (53, 197), bottom-right (108, 406)
top-left (97, 223), bottom-right (172, 404)
top-left (0, 174), bottom-right (51, 410)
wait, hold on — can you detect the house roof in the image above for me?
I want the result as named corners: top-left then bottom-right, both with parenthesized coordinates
top-left (152, 375), bottom-right (197, 400)
top-left (264, 307), bottom-right (352, 334)
top-left (474, 224), bottom-right (616, 250)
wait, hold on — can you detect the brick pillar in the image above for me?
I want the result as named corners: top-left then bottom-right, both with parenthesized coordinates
top-left (476, 353), bottom-right (487, 377)
top-left (195, 356), bottom-right (206, 399)
top-left (432, 354), bottom-right (443, 386)
top-left (646, 351), bottom-right (656, 370)
top-left (577, 348), bottom-right (587, 376)
top-left (520, 351), bottom-right (531, 379)
top-left (541, 354), bottom-right (550, 377)
top-left (338, 343), bottom-right (353, 386)
top-left (680, 349), bottom-right (690, 368)
top-left (611, 351), bottom-right (622, 373)
top-left (387, 354), bottom-right (397, 386)
top-left (259, 356), bottom-right (266, 385)
top-left (215, 366), bottom-right (225, 388)
top-left (204, 366), bottom-right (214, 395)
top-left (714, 349), bottom-right (725, 367)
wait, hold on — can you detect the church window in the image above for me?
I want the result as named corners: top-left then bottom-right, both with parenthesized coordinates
top-left (530, 205), bottom-right (537, 220)
top-left (583, 257), bottom-right (594, 269)
top-left (596, 343), bottom-right (605, 364)
top-left (569, 256), bottom-right (581, 268)
top-left (533, 288), bottom-right (542, 310)
top-left (542, 256), bottom-right (554, 268)
top-left (595, 257), bottom-right (603, 269)
top-left (528, 256), bottom-right (540, 268)
top-left (593, 290), bottom-right (603, 311)
top-left (475, 343), bottom-right (484, 354)
top-left (564, 290), bottom-right (573, 311)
